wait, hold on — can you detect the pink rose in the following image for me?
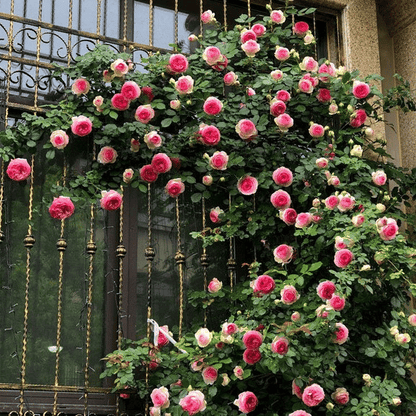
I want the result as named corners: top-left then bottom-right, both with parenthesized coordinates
top-left (408, 314), bottom-right (416, 326)
top-left (170, 99), bottom-right (181, 110)
top-left (168, 53), bottom-right (189, 74)
top-left (222, 322), bottom-right (238, 335)
top-left (317, 88), bottom-right (332, 103)
top-left (121, 81), bottom-right (141, 101)
top-left (332, 387), bottom-right (349, 405)
top-left (202, 46), bottom-right (222, 65)
top-left (273, 167), bottom-right (293, 187)
top-left (289, 410), bottom-right (311, 416)
top-left (179, 390), bottom-right (206, 416)
top-left (241, 40), bottom-right (260, 57)
top-left (275, 114), bottom-right (294, 132)
top-left (270, 99), bottom-right (287, 117)
top-left (93, 95), bottom-right (104, 109)
top-left (302, 384), bottom-right (325, 407)
top-left (236, 119), bottom-right (257, 141)
top-left (71, 115), bottom-right (93, 137)
top-left (295, 212), bottom-right (312, 228)
top-left (318, 62), bottom-right (336, 82)
top-left (270, 10), bottom-right (286, 24)
top-left (209, 207), bottom-right (223, 223)
top-left (240, 29), bottom-right (257, 44)
top-left (379, 223), bottom-right (399, 241)
top-left (299, 56), bottom-right (318, 72)
top-left (333, 322), bottom-right (349, 344)
top-left (247, 87), bottom-right (256, 96)
top-left (372, 170), bottom-right (387, 186)
top-left (209, 151), bottom-right (228, 170)
top-left (208, 277), bottom-right (222, 293)
top-left (299, 78), bottom-right (314, 94)
top-left (234, 391), bottom-right (258, 414)
top-left (6, 158), bottom-right (31, 181)
top-left (352, 214), bottom-right (365, 227)
top-left (237, 175), bottom-right (258, 195)
top-left (149, 408), bottom-right (160, 416)
top-left (270, 190), bottom-right (291, 210)
top-left (350, 109), bottom-right (367, 128)
top-left (292, 312), bottom-right (301, 322)
top-left (324, 195), bottom-right (339, 210)
top-left (195, 328), bottom-right (212, 347)
top-left (252, 24), bottom-right (266, 37)
top-left (142, 86), bottom-right (154, 102)
top-left (200, 125), bottom-right (221, 146)
top-left (352, 81), bottom-right (370, 99)
top-left (292, 379), bottom-right (303, 399)
top-left (274, 244), bottom-right (294, 264)
top-left (202, 366), bottom-right (218, 385)
top-left (293, 21), bottom-right (309, 36)
top-left (275, 46), bottom-right (290, 61)
top-left (281, 285), bottom-right (299, 305)
top-left (49, 196), bottom-right (75, 220)
top-left (329, 102), bottom-right (338, 114)
top-left (102, 69), bottom-right (113, 82)
top-left (253, 274), bottom-right (275, 296)
top-left (144, 131), bottom-right (162, 149)
top-left (151, 153), bottom-right (172, 174)
top-left (315, 158), bottom-right (328, 169)
top-left (308, 123), bottom-right (325, 138)
top-left (135, 105), bottom-right (155, 124)
top-left (175, 76), bottom-right (194, 95)
top-left (328, 295), bottom-right (346, 311)
top-left (334, 249), bottom-right (354, 268)
top-left (280, 208), bottom-right (297, 225)
top-left (140, 165), bottom-right (158, 183)
top-left (201, 9), bottom-right (215, 24)
top-left (234, 366), bottom-right (244, 379)
top-left (97, 146), bottom-right (118, 164)
top-left (71, 78), bottom-right (90, 95)
top-left (191, 358), bottom-right (205, 372)
top-left (203, 97), bottom-right (223, 116)
top-left (243, 349), bottom-right (262, 365)
top-left (243, 330), bottom-right (263, 349)
top-left (130, 138), bottom-right (140, 152)
top-left (203, 175), bottom-right (213, 186)
top-left (156, 325), bottom-right (170, 347)
top-left (211, 54), bottom-right (228, 71)
top-left (317, 281), bottom-right (336, 300)
top-left (271, 336), bottom-right (289, 355)
top-left (276, 90), bottom-right (291, 102)
top-left (150, 386), bottom-right (169, 409)
top-left (224, 71), bottom-right (238, 86)
top-left (100, 190), bottom-right (122, 211)
top-left (328, 175), bottom-right (340, 186)
top-left (165, 179), bottom-right (184, 197)
top-left (271, 70), bottom-right (284, 81)
top-left (50, 130), bottom-right (69, 149)
top-left (111, 58), bottom-right (129, 76)
top-left (338, 194), bottom-right (355, 212)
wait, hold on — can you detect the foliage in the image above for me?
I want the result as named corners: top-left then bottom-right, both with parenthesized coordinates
top-left (2, 2), bottom-right (416, 416)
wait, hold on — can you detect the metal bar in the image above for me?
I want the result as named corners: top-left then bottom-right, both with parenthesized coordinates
top-left (0, 383), bottom-right (111, 393)
top-left (175, 197), bottom-right (185, 338)
top-left (149, 0), bottom-right (153, 47)
top-left (174, 0), bottom-right (178, 45)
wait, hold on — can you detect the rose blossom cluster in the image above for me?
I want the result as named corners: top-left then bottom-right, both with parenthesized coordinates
top-left (234, 391), bottom-right (258, 414)
top-left (179, 390), bottom-right (206, 415)
top-left (49, 196), bottom-right (75, 220)
top-left (252, 274), bottom-right (275, 296)
top-left (242, 330), bottom-right (263, 365)
top-left (376, 217), bottom-right (399, 241)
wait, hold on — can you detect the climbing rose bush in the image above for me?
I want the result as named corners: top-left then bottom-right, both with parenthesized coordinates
top-left (2, 3), bottom-right (416, 416)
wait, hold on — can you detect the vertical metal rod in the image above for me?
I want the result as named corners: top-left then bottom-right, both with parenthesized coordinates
top-left (228, 194), bottom-right (236, 291)
top-left (247, 0), bottom-right (251, 27)
top-left (223, 0), bottom-right (227, 31)
top-left (117, 187), bottom-right (126, 350)
top-left (52, 162), bottom-right (68, 416)
top-left (201, 198), bottom-right (208, 327)
top-left (67, 0), bottom-right (73, 67)
top-left (175, 197), bottom-right (185, 338)
top-left (149, 0), bottom-right (154, 47)
top-left (96, 0), bottom-right (102, 37)
top-left (313, 11), bottom-right (317, 60)
top-left (19, 155), bottom-right (35, 416)
top-left (122, 0), bottom-right (128, 50)
top-left (83, 205), bottom-right (96, 416)
top-left (33, 0), bottom-right (43, 110)
top-left (174, 0), bottom-right (179, 46)
top-left (4, 0), bottom-right (15, 124)
top-left (199, 0), bottom-right (203, 38)
top-left (0, 163), bottom-right (4, 242)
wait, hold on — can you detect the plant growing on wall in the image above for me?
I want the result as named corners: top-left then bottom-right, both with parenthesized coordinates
top-left (2, 2), bottom-right (416, 415)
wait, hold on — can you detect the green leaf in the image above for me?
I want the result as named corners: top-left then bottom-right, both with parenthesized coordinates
top-left (109, 111), bottom-right (118, 120)
top-left (191, 193), bottom-right (202, 203)
top-left (161, 118), bottom-right (172, 128)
